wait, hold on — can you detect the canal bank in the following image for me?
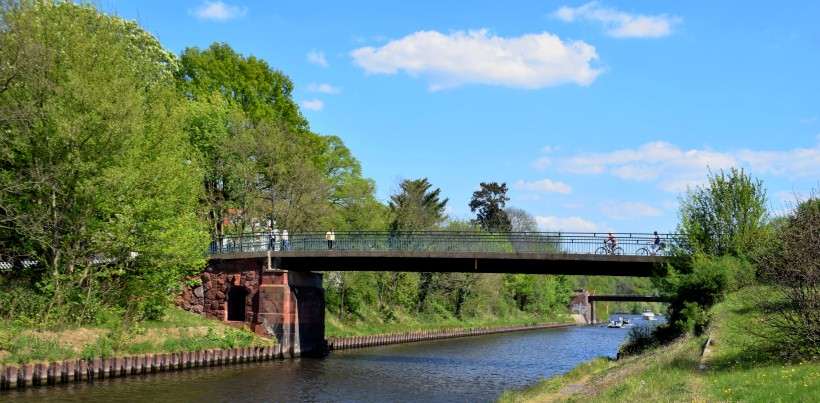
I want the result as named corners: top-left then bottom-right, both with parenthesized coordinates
top-left (2, 320), bottom-right (636, 402)
top-left (0, 320), bottom-right (576, 391)
top-left (498, 288), bottom-right (820, 402)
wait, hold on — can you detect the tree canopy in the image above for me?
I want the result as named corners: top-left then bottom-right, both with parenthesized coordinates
top-left (469, 182), bottom-right (512, 232)
top-left (678, 168), bottom-right (768, 257)
top-left (388, 178), bottom-right (448, 231)
top-left (0, 2), bottom-right (207, 322)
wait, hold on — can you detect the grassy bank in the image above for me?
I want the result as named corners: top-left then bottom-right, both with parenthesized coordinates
top-left (0, 308), bottom-right (272, 365)
top-left (499, 287), bottom-right (820, 402)
top-left (326, 306), bottom-right (574, 338)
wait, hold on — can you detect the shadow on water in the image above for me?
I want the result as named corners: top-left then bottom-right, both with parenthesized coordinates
top-left (3, 317), bottom-right (654, 403)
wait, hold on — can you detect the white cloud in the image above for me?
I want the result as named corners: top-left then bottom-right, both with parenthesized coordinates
top-left (553, 2), bottom-right (680, 39)
top-left (532, 157), bottom-right (552, 170)
top-left (351, 29), bottom-right (601, 90)
top-left (557, 141), bottom-right (820, 193)
top-left (600, 202), bottom-right (662, 220)
top-left (301, 99), bottom-right (324, 111)
top-left (307, 83), bottom-right (341, 94)
top-left (307, 50), bottom-right (328, 67)
top-left (514, 179), bottom-right (572, 194)
top-left (535, 215), bottom-right (598, 232)
top-left (192, 1), bottom-right (247, 22)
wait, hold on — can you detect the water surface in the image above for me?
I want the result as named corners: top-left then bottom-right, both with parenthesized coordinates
top-left (5, 315), bottom-right (657, 402)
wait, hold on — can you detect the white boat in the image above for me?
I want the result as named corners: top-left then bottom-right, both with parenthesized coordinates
top-left (642, 310), bottom-right (657, 321)
top-left (607, 319), bottom-right (625, 328)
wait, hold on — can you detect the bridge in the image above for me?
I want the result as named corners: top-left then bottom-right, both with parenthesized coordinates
top-left (185, 231), bottom-right (680, 356)
top-left (570, 290), bottom-right (670, 324)
top-left (208, 231), bottom-right (678, 277)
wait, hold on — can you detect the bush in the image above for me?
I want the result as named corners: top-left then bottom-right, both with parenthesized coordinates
top-left (619, 326), bottom-right (658, 357)
top-left (755, 197), bottom-right (820, 357)
top-left (651, 255), bottom-right (748, 343)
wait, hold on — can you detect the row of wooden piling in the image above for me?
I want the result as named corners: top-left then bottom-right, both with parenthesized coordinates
top-left (1, 322), bottom-right (573, 391)
top-left (328, 322), bottom-right (573, 350)
top-left (0, 345), bottom-right (283, 390)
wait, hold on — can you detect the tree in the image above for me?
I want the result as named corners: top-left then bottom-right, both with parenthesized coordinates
top-left (679, 168), bottom-right (768, 257)
top-left (469, 182), bottom-right (512, 232)
top-left (388, 178), bottom-right (448, 231)
top-left (755, 197), bottom-right (820, 356)
top-left (506, 207), bottom-right (538, 232)
top-left (178, 43), bottom-right (307, 130)
top-left (177, 42), bottom-right (383, 234)
top-left (0, 2), bottom-right (207, 322)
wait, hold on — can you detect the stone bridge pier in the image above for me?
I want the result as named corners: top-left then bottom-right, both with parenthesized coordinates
top-left (570, 289), bottom-right (593, 324)
top-left (178, 258), bottom-right (326, 357)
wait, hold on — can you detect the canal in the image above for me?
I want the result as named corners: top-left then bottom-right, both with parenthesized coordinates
top-left (4, 315), bottom-right (656, 402)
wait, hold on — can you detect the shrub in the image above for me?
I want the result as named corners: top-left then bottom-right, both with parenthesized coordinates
top-left (755, 197), bottom-right (820, 357)
top-left (619, 326), bottom-right (658, 357)
top-left (652, 254), bottom-right (746, 343)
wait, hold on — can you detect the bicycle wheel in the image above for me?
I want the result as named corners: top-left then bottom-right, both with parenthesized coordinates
top-left (595, 246), bottom-right (608, 255)
top-left (613, 247), bottom-right (624, 256)
top-left (636, 247), bottom-right (650, 256)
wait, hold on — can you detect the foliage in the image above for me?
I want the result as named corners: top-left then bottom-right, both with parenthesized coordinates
top-left (469, 182), bottom-right (512, 232)
top-left (505, 207), bottom-right (538, 232)
top-left (177, 43), bottom-right (383, 236)
top-left (618, 325), bottom-right (658, 357)
top-left (754, 197), bottom-right (820, 357)
top-left (0, 1), bottom-right (207, 324)
top-left (388, 178), bottom-right (448, 231)
top-left (678, 168), bottom-right (768, 257)
top-left (648, 255), bottom-right (750, 345)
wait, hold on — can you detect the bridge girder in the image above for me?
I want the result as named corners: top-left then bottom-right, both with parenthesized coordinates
top-left (210, 251), bottom-right (664, 277)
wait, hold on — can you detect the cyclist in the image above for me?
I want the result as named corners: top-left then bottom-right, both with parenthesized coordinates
top-left (651, 231), bottom-right (665, 254)
top-left (606, 232), bottom-right (617, 253)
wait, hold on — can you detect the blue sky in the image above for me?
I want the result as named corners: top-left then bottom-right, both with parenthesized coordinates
top-left (103, 0), bottom-right (820, 233)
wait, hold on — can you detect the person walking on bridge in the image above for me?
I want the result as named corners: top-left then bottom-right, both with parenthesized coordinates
top-left (326, 229), bottom-right (335, 250)
top-left (282, 229), bottom-right (290, 251)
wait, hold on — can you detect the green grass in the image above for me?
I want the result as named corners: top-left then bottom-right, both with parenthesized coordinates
top-left (702, 287), bottom-right (820, 402)
top-left (325, 306), bottom-right (572, 338)
top-left (499, 358), bottom-right (614, 402)
top-left (499, 287), bottom-right (820, 402)
top-left (0, 307), bottom-right (271, 365)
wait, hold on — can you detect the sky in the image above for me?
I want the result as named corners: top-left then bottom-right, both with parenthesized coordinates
top-left (101, 0), bottom-right (820, 233)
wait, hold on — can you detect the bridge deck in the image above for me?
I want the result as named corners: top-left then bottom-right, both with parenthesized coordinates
top-left (211, 250), bottom-right (664, 276)
top-left (589, 294), bottom-right (669, 302)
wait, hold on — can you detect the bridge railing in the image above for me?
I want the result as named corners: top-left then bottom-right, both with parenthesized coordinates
top-left (208, 231), bottom-right (683, 257)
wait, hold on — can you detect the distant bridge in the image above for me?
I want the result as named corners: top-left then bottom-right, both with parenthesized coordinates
top-left (572, 291), bottom-right (670, 324)
top-left (208, 231), bottom-right (679, 277)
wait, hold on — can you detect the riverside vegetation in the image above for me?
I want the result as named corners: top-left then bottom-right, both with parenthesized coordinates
top-left (500, 170), bottom-right (820, 402)
top-left (0, 2), bottom-right (657, 361)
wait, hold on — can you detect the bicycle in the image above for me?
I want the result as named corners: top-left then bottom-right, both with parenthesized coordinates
top-left (636, 242), bottom-right (665, 256)
top-left (595, 242), bottom-right (623, 256)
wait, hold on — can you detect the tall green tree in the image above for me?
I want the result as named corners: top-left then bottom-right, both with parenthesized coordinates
top-left (0, 2), bottom-right (207, 322)
top-left (177, 43), bottom-right (382, 234)
top-left (388, 178), bottom-right (448, 231)
top-left (469, 182), bottom-right (512, 232)
top-left (679, 168), bottom-right (768, 257)
top-left (178, 43), bottom-right (307, 129)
